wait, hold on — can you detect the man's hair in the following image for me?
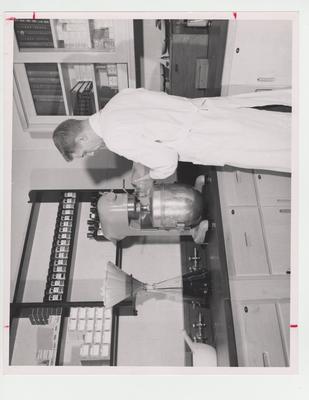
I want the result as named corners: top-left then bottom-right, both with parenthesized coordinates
top-left (53, 119), bottom-right (84, 161)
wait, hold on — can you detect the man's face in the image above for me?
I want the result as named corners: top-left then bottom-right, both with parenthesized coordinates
top-left (71, 146), bottom-right (95, 159)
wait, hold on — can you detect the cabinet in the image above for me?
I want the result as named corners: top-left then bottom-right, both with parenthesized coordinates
top-left (260, 206), bottom-right (291, 275)
top-left (170, 34), bottom-right (209, 98)
top-left (254, 172), bottom-right (291, 206)
top-left (217, 167), bottom-right (292, 366)
top-left (13, 19), bottom-right (136, 132)
top-left (225, 207), bottom-right (269, 276)
top-left (219, 169), bottom-right (257, 206)
top-left (222, 20), bottom-right (292, 95)
top-left (235, 302), bottom-right (289, 367)
top-left (168, 20), bottom-right (228, 98)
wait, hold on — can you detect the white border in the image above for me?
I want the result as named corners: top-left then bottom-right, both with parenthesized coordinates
top-left (0, 5), bottom-right (303, 388)
top-left (1, 2), bottom-right (309, 400)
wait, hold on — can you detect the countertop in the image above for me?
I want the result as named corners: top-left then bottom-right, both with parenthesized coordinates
top-left (178, 164), bottom-right (238, 366)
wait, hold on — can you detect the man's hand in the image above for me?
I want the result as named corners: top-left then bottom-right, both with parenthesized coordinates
top-left (131, 163), bottom-right (153, 204)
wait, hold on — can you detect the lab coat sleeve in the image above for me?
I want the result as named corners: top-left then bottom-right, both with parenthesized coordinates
top-left (104, 131), bottom-right (179, 180)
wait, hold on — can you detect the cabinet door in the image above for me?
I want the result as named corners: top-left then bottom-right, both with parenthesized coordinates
top-left (237, 302), bottom-right (287, 367)
top-left (254, 173), bottom-right (291, 206)
top-left (229, 21), bottom-right (292, 88)
top-left (277, 301), bottom-right (290, 363)
top-left (226, 207), bottom-right (269, 276)
top-left (219, 170), bottom-right (257, 206)
top-left (170, 34), bottom-right (208, 98)
top-left (260, 206), bottom-right (291, 275)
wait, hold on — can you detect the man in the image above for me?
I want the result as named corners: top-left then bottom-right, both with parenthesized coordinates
top-left (53, 88), bottom-right (292, 192)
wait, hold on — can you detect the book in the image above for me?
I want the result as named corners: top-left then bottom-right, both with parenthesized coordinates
top-left (71, 80), bottom-right (95, 115)
top-left (33, 94), bottom-right (64, 101)
top-left (34, 101), bottom-right (65, 116)
top-left (14, 19), bottom-right (54, 49)
top-left (28, 77), bottom-right (61, 84)
top-left (26, 70), bottom-right (60, 78)
top-left (31, 88), bottom-right (63, 96)
top-left (18, 41), bottom-right (54, 48)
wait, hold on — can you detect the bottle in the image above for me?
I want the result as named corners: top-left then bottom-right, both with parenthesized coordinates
top-left (64, 192), bottom-right (76, 198)
top-left (51, 272), bottom-right (66, 280)
top-left (52, 266), bottom-right (67, 273)
top-left (60, 215), bottom-right (73, 221)
top-left (59, 226), bottom-right (72, 233)
top-left (51, 279), bottom-right (65, 286)
top-left (58, 233), bottom-right (71, 240)
top-left (63, 203), bottom-right (75, 209)
top-left (48, 294), bottom-right (63, 301)
top-left (54, 259), bottom-right (68, 266)
top-left (56, 239), bottom-right (70, 246)
top-left (62, 209), bottom-right (74, 215)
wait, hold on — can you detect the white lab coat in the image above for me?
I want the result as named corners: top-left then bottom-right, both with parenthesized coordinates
top-left (89, 88), bottom-right (291, 179)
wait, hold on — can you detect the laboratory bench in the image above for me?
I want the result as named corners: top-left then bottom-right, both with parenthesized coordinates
top-left (178, 163), bottom-right (292, 367)
top-left (178, 165), bottom-right (238, 366)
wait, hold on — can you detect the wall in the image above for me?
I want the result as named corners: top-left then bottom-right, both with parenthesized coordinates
top-left (141, 20), bottom-right (162, 91)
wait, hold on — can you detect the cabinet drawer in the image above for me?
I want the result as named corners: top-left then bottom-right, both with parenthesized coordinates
top-left (226, 207), bottom-right (269, 276)
top-left (254, 173), bottom-right (291, 206)
top-left (260, 206), bottom-right (291, 275)
top-left (228, 21), bottom-right (292, 87)
top-left (225, 85), bottom-right (291, 96)
top-left (237, 302), bottom-right (287, 366)
top-left (219, 169), bottom-right (257, 206)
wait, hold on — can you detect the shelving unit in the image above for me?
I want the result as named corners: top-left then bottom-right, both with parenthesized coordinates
top-left (13, 18), bottom-right (136, 132)
top-left (9, 189), bottom-right (137, 367)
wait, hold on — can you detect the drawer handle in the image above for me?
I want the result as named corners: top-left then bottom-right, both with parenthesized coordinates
top-left (262, 351), bottom-right (271, 367)
top-left (279, 209), bottom-right (291, 214)
top-left (244, 232), bottom-right (250, 247)
top-left (255, 88), bottom-right (273, 92)
top-left (175, 63), bottom-right (179, 72)
top-left (257, 77), bottom-right (275, 82)
top-left (277, 199), bottom-right (291, 203)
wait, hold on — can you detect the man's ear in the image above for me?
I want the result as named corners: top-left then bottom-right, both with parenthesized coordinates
top-left (75, 132), bottom-right (88, 144)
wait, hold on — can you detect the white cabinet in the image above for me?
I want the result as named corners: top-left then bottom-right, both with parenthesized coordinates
top-left (217, 168), bottom-right (291, 366)
top-left (222, 20), bottom-right (292, 95)
top-left (235, 302), bottom-right (288, 367)
top-left (260, 206), bottom-right (291, 275)
top-left (254, 172), bottom-right (291, 206)
top-left (226, 207), bottom-right (269, 276)
top-left (277, 301), bottom-right (290, 363)
top-left (219, 169), bottom-right (257, 206)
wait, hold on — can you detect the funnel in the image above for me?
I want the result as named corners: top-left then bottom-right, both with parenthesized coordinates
top-left (102, 261), bottom-right (146, 308)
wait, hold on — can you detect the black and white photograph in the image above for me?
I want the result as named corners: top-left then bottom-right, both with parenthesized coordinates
top-left (4, 12), bottom-right (296, 371)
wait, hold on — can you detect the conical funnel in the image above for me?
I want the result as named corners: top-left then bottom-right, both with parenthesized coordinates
top-left (102, 261), bottom-right (146, 308)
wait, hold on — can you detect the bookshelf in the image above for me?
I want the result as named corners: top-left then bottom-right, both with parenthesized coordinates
top-left (13, 19), bottom-right (136, 133)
